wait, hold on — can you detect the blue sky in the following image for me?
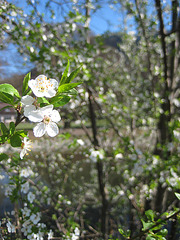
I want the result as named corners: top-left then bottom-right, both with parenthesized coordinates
top-left (10, 0), bottom-right (121, 35)
top-left (89, 6), bottom-right (120, 34)
top-left (0, 1), bottom-right (122, 79)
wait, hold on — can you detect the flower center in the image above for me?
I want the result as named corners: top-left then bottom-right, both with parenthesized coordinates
top-left (40, 86), bottom-right (45, 92)
top-left (43, 115), bottom-right (51, 125)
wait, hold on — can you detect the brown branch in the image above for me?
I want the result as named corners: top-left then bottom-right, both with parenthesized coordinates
top-left (73, 110), bottom-right (93, 144)
top-left (155, 0), bottom-right (168, 83)
top-left (135, 0), bottom-right (153, 79)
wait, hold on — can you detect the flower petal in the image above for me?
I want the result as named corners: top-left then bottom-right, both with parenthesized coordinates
top-left (51, 110), bottom-right (61, 123)
top-left (35, 75), bottom-right (47, 81)
top-left (24, 105), bottom-right (36, 117)
top-left (46, 122), bottom-right (59, 137)
top-left (49, 78), bottom-right (58, 88)
top-left (40, 105), bottom-right (54, 115)
top-left (33, 122), bottom-right (46, 137)
top-left (44, 89), bottom-right (57, 98)
top-left (27, 110), bottom-right (43, 122)
top-left (21, 95), bottom-right (34, 105)
top-left (28, 79), bottom-right (36, 89)
top-left (20, 149), bottom-right (26, 159)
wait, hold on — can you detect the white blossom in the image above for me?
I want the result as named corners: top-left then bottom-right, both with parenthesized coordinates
top-left (30, 213), bottom-right (41, 224)
top-left (28, 75), bottom-right (58, 98)
top-left (48, 230), bottom-right (53, 239)
top-left (115, 153), bottom-right (123, 160)
top-left (77, 139), bottom-right (85, 146)
top-left (6, 221), bottom-right (16, 233)
top-left (21, 95), bottom-right (37, 117)
top-left (20, 137), bottom-right (32, 159)
top-left (27, 192), bottom-right (35, 203)
top-left (20, 167), bottom-right (33, 178)
top-left (22, 207), bottom-right (31, 218)
top-left (21, 181), bottom-right (30, 194)
top-left (27, 105), bottom-right (61, 137)
top-left (89, 149), bottom-right (104, 162)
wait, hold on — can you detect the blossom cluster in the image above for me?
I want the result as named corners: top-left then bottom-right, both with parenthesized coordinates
top-left (21, 74), bottom-right (61, 138)
top-left (20, 74), bottom-right (61, 159)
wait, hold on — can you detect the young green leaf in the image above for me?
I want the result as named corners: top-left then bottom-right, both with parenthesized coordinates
top-left (0, 153), bottom-right (9, 161)
top-left (175, 192), bottom-right (180, 200)
top-left (145, 210), bottom-right (155, 221)
top-left (66, 65), bottom-right (82, 83)
top-left (58, 82), bottom-right (82, 93)
top-left (52, 95), bottom-right (71, 107)
top-left (0, 83), bottom-right (20, 98)
top-left (141, 219), bottom-right (154, 231)
top-left (0, 136), bottom-right (6, 144)
top-left (22, 72), bottom-right (31, 96)
top-left (0, 122), bottom-right (9, 135)
top-left (16, 130), bottom-right (28, 138)
top-left (0, 92), bottom-right (14, 104)
top-left (59, 60), bottom-right (70, 85)
top-left (65, 88), bottom-right (78, 95)
top-left (37, 97), bottom-right (49, 104)
top-left (9, 122), bottom-right (15, 135)
top-left (10, 133), bottom-right (22, 147)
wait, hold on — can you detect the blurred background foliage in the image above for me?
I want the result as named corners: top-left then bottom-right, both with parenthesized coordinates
top-left (0, 0), bottom-right (180, 239)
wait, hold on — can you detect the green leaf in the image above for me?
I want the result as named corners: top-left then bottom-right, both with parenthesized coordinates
top-left (0, 153), bottom-right (9, 161)
top-left (22, 72), bottom-right (31, 96)
top-left (16, 130), bottom-right (28, 138)
top-left (9, 122), bottom-right (15, 135)
top-left (37, 97), bottom-right (49, 104)
top-left (66, 65), bottom-right (82, 83)
top-left (0, 122), bottom-right (9, 135)
top-left (146, 236), bottom-right (156, 240)
top-left (50, 95), bottom-right (70, 107)
top-left (65, 88), bottom-right (78, 95)
top-left (0, 92), bottom-right (14, 104)
top-left (59, 60), bottom-right (70, 85)
top-left (58, 82), bottom-right (82, 93)
top-left (141, 220), bottom-right (154, 231)
top-left (10, 133), bottom-right (22, 147)
top-left (0, 83), bottom-right (20, 98)
top-left (145, 210), bottom-right (155, 221)
top-left (0, 135), bottom-right (7, 144)
top-left (175, 192), bottom-right (180, 200)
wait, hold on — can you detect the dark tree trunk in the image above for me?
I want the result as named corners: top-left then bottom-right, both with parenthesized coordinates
top-left (88, 88), bottom-right (108, 239)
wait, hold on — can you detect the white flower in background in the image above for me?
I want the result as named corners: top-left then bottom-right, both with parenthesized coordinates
top-left (21, 219), bottom-right (32, 235)
top-left (6, 221), bottom-right (16, 233)
top-left (21, 95), bottom-right (37, 117)
top-left (22, 207), bottom-right (31, 218)
top-left (20, 137), bottom-right (32, 159)
top-left (48, 230), bottom-right (53, 240)
top-left (27, 105), bottom-right (61, 137)
top-left (27, 192), bottom-right (35, 203)
top-left (115, 153), bottom-right (123, 160)
top-left (77, 139), bottom-right (85, 146)
top-left (28, 232), bottom-right (43, 240)
top-left (30, 213), bottom-right (41, 224)
top-left (173, 130), bottom-right (180, 141)
top-left (5, 185), bottom-right (16, 197)
top-left (89, 149), bottom-right (104, 162)
top-left (167, 142), bottom-right (174, 151)
top-left (21, 181), bottom-right (30, 194)
top-left (71, 227), bottom-right (80, 240)
top-left (28, 75), bottom-right (58, 98)
top-left (20, 167), bottom-right (33, 178)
